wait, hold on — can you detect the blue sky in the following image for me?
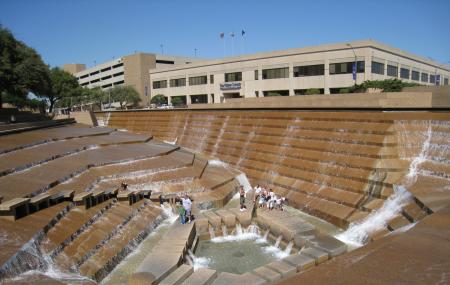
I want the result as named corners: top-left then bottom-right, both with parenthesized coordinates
top-left (1, 0), bottom-right (449, 68)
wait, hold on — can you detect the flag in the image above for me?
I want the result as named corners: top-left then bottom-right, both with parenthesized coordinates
top-left (230, 32), bottom-right (235, 37)
top-left (241, 29), bottom-right (245, 36)
top-left (220, 32), bottom-right (224, 39)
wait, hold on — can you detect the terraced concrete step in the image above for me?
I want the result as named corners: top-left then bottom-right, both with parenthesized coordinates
top-left (78, 205), bottom-right (163, 281)
top-left (211, 272), bottom-right (266, 285)
top-left (282, 253), bottom-right (315, 272)
top-left (180, 268), bottom-right (217, 285)
top-left (252, 266), bottom-right (282, 283)
top-left (265, 260), bottom-right (296, 279)
top-left (159, 264), bottom-right (194, 285)
top-left (300, 247), bottom-right (329, 265)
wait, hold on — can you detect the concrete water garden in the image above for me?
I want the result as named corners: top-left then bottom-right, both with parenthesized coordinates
top-left (1, 92), bottom-right (450, 285)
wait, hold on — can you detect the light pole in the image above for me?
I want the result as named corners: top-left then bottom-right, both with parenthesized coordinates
top-left (346, 43), bottom-right (357, 85)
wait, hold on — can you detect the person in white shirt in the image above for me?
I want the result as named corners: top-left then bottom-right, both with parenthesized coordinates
top-left (253, 184), bottom-right (262, 203)
top-left (182, 194), bottom-right (192, 223)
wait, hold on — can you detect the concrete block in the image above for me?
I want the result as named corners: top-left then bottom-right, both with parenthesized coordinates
top-left (307, 235), bottom-right (347, 257)
top-left (252, 266), bottom-right (282, 283)
top-left (159, 264), bottom-right (193, 285)
top-left (136, 254), bottom-right (181, 283)
top-left (283, 253), bottom-right (315, 272)
top-left (128, 272), bottom-right (157, 285)
top-left (211, 272), bottom-right (266, 285)
top-left (203, 211), bottom-right (222, 229)
top-left (195, 216), bottom-right (209, 235)
top-left (228, 208), bottom-right (252, 227)
top-left (215, 209), bottom-right (236, 227)
top-left (266, 260), bottom-right (296, 278)
top-left (180, 268), bottom-right (217, 285)
top-left (300, 248), bottom-right (329, 265)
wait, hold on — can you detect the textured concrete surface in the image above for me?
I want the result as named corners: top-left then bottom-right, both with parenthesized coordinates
top-left (277, 204), bottom-right (450, 285)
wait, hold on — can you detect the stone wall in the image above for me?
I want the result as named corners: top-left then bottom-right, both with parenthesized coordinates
top-left (97, 109), bottom-right (450, 228)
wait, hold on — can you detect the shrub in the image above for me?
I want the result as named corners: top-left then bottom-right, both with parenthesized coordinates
top-left (150, 94), bottom-right (167, 106)
top-left (305, 88), bottom-right (321, 95)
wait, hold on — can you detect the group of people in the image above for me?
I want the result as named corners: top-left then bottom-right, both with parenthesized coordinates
top-left (253, 184), bottom-right (286, 211)
top-left (176, 193), bottom-right (193, 224)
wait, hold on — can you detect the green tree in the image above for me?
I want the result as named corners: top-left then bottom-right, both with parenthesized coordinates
top-left (43, 67), bottom-right (80, 113)
top-left (170, 96), bottom-right (184, 106)
top-left (150, 94), bottom-right (168, 106)
top-left (109, 85), bottom-right (141, 109)
top-left (0, 27), bottom-right (50, 108)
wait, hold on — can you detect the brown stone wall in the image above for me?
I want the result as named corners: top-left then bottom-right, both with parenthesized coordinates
top-left (99, 109), bottom-right (450, 228)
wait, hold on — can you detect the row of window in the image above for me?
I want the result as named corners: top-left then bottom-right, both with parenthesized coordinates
top-left (153, 61), bottom-right (448, 88)
top-left (371, 61), bottom-right (445, 83)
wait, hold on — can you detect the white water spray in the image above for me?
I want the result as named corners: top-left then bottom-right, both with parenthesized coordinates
top-left (186, 249), bottom-right (211, 271)
top-left (336, 185), bottom-right (412, 247)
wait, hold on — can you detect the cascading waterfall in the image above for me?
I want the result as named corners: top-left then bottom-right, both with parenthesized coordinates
top-left (221, 225), bottom-right (228, 237)
top-left (274, 235), bottom-right (283, 248)
top-left (186, 249), bottom-right (210, 271)
top-left (208, 227), bottom-right (216, 239)
top-left (235, 173), bottom-right (252, 193)
top-left (336, 122), bottom-right (434, 247)
top-left (284, 241), bottom-right (294, 255)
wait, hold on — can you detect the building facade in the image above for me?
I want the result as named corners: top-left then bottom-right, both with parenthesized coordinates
top-left (148, 40), bottom-right (450, 105)
top-left (63, 53), bottom-right (198, 106)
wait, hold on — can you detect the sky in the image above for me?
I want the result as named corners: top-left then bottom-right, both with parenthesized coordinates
top-left (1, 0), bottom-right (449, 68)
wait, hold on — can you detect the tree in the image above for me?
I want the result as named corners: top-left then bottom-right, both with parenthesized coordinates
top-left (0, 27), bottom-right (50, 108)
top-left (44, 67), bottom-right (80, 113)
top-left (349, 79), bottom-right (421, 93)
top-left (109, 85), bottom-right (141, 109)
top-left (150, 94), bottom-right (168, 106)
top-left (170, 96), bottom-right (184, 106)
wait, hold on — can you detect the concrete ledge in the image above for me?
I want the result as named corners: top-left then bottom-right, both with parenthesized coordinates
top-left (307, 235), bottom-right (347, 257)
top-left (159, 264), bottom-right (193, 285)
top-left (180, 268), bottom-right (217, 285)
top-left (253, 266), bottom-right (282, 283)
top-left (300, 248), bottom-right (329, 265)
top-left (212, 272), bottom-right (266, 285)
top-left (128, 272), bottom-right (157, 285)
top-left (265, 260), bottom-right (296, 278)
top-left (215, 210), bottom-right (237, 227)
top-left (0, 197), bottom-right (30, 220)
top-left (282, 253), bottom-right (315, 272)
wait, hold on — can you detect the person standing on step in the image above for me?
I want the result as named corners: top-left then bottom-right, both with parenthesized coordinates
top-left (239, 186), bottom-right (247, 211)
top-left (253, 184), bottom-right (262, 203)
top-left (177, 202), bottom-right (186, 224)
top-left (182, 194), bottom-right (192, 223)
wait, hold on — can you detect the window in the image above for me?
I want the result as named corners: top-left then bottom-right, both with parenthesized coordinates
top-left (102, 83), bottom-right (112, 88)
top-left (400, 68), bottom-right (410, 79)
top-left (156, 60), bottom-right (175, 64)
top-left (101, 67), bottom-right (111, 72)
top-left (430, 74), bottom-right (436, 84)
top-left (112, 63), bottom-right (123, 69)
top-left (421, 73), bottom-right (429, 83)
top-left (189, 75), bottom-right (207, 85)
top-left (225, 72), bottom-right (242, 82)
top-left (80, 74), bottom-right (89, 79)
top-left (210, 75), bottom-right (214, 84)
top-left (114, 80), bottom-right (124, 86)
top-left (210, 94), bottom-right (214, 103)
top-left (190, 94), bottom-right (208, 104)
top-left (329, 61), bottom-right (364, 74)
top-left (444, 78), bottom-right (449, 85)
top-left (255, 91), bottom-right (259, 97)
top-left (262, 67), bottom-right (289, 79)
top-left (254, 70), bottom-right (259, 80)
top-left (371, 61), bottom-right (384, 75)
top-left (411, 70), bottom-right (420, 81)
top-left (387, 65), bottom-right (398, 77)
top-left (262, 90), bottom-right (289, 96)
top-left (153, 80), bottom-right (167, 89)
top-left (90, 71), bottom-right (99, 76)
top-left (91, 79), bottom-right (100, 83)
top-left (113, 72), bottom-right (124, 77)
top-left (101, 75), bottom-right (112, 80)
top-left (170, 78), bottom-right (186, 87)
top-left (293, 64), bottom-right (324, 77)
